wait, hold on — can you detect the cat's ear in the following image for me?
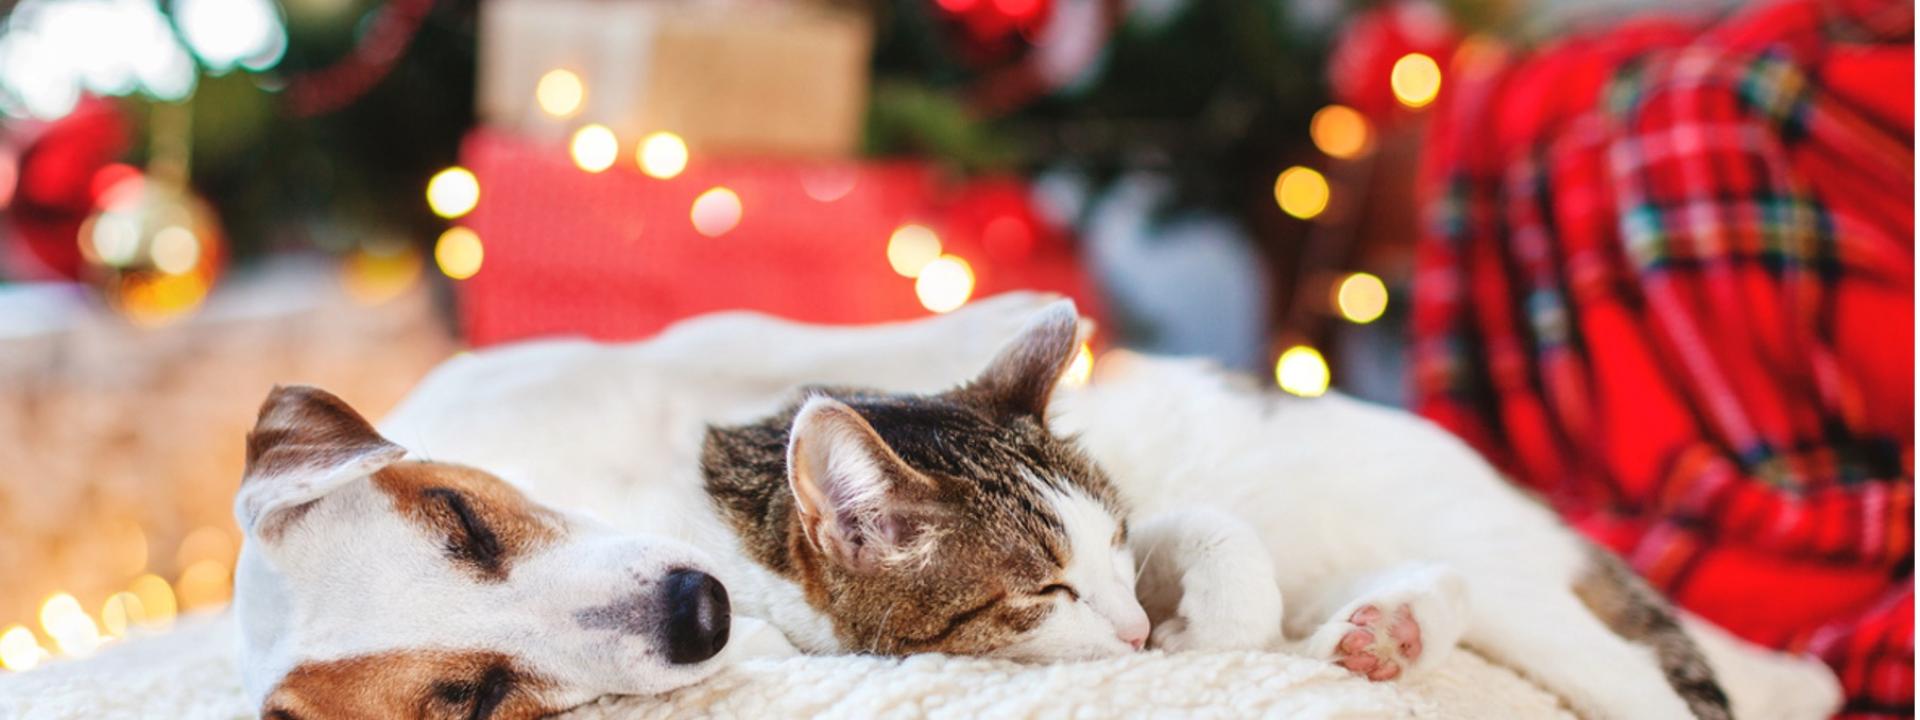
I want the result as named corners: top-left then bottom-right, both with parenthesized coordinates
top-left (234, 385), bottom-right (405, 537)
top-left (966, 299), bottom-right (1082, 420)
top-left (786, 396), bottom-right (940, 572)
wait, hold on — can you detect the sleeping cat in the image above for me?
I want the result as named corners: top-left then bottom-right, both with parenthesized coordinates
top-left (380, 295), bottom-right (1836, 720)
top-left (695, 302), bottom-right (1733, 720)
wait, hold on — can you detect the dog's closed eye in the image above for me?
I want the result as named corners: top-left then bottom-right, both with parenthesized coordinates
top-left (424, 488), bottom-right (505, 576)
top-left (432, 664), bottom-right (517, 720)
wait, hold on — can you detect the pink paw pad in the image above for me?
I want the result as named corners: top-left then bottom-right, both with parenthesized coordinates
top-left (1333, 604), bottom-right (1421, 681)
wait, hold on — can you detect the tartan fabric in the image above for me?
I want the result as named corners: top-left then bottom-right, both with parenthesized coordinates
top-left (1411, 1), bottom-right (1913, 717)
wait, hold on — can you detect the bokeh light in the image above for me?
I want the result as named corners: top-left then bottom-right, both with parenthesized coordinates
top-left (100, 592), bottom-right (146, 639)
top-left (638, 132), bottom-right (689, 179)
top-left (128, 574), bottom-right (177, 628)
top-left (175, 559), bottom-right (231, 610)
top-left (341, 240), bottom-right (425, 305)
top-left (174, 0), bottom-right (288, 73)
top-left (1275, 345), bottom-right (1330, 397)
top-left (535, 69), bottom-right (585, 118)
top-left (569, 124), bottom-right (619, 173)
top-left (1062, 343), bottom-right (1095, 387)
top-left (1391, 53), bottom-right (1443, 108)
top-left (801, 168), bottom-right (858, 202)
top-left (1274, 166), bottom-right (1330, 220)
top-left (0, 625), bottom-right (44, 671)
top-left (1335, 272), bottom-right (1389, 324)
top-left (149, 226), bottom-right (201, 275)
top-left (1310, 105), bottom-right (1372, 159)
top-left (690, 187), bottom-right (742, 237)
top-left (915, 255), bottom-right (975, 313)
top-left (39, 593), bottom-right (99, 658)
top-left (886, 224), bottom-right (942, 278)
top-left (435, 227), bottom-right (484, 280)
top-left (425, 167), bottom-right (480, 219)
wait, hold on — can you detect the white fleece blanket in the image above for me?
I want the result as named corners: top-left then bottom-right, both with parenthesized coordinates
top-left (1, 613), bottom-right (1574, 719)
top-left (0, 611), bottom-right (1842, 719)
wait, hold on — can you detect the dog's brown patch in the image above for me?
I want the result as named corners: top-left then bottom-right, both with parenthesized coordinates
top-left (371, 462), bottom-right (563, 582)
top-left (263, 650), bottom-right (558, 720)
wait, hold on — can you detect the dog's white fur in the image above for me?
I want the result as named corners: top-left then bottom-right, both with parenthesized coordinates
top-left (375, 293), bottom-right (1841, 720)
top-left (232, 396), bottom-right (745, 713)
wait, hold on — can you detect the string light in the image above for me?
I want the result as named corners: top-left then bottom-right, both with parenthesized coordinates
top-left (1275, 345), bottom-right (1330, 397)
top-left (100, 593), bottom-right (146, 639)
top-left (690, 187), bottom-right (743, 237)
top-left (569, 124), bottom-right (618, 173)
top-left (637, 132), bottom-right (689, 179)
top-left (1391, 53), bottom-right (1442, 108)
top-left (175, 559), bottom-right (232, 610)
top-left (435, 227), bottom-right (484, 280)
top-left (915, 255), bottom-right (975, 313)
top-left (1335, 272), bottom-right (1389, 324)
top-left (1310, 105), bottom-right (1371, 160)
top-left (1062, 343), bottom-right (1095, 387)
top-left (38, 594), bottom-right (100, 658)
top-left (425, 167), bottom-right (480, 219)
top-left (128, 574), bottom-right (177, 627)
top-left (886, 224), bottom-right (942, 278)
top-left (1274, 166), bottom-right (1330, 220)
top-left (175, 526), bottom-right (234, 569)
top-left (149, 226), bottom-right (200, 275)
top-left (0, 625), bottom-right (44, 671)
top-left (535, 69), bottom-right (585, 118)
top-left (341, 241), bottom-right (425, 305)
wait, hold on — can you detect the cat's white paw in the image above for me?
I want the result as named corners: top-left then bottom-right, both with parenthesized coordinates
top-left (1133, 507), bottom-right (1283, 652)
top-left (1326, 604), bottom-right (1422, 680)
top-left (1303, 564), bottom-right (1468, 681)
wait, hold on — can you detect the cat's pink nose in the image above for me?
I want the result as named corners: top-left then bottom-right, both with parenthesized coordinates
top-left (1117, 620), bottom-right (1149, 651)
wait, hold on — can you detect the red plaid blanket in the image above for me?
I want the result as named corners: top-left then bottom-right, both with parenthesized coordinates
top-left (1411, 1), bottom-right (1913, 717)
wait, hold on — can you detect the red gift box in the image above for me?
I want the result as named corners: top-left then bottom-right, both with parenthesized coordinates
top-left (454, 129), bottom-right (1102, 346)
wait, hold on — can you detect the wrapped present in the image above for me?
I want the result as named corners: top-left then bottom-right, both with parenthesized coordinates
top-left (478, 0), bottom-right (871, 157)
top-left (452, 129), bottom-right (1102, 346)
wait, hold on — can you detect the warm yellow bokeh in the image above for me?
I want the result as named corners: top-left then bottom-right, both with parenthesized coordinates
top-left (1335, 272), bottom-right (1389, 324)
top-left (435, 227), bottom-right (485, 280)
top-left (1275, 166), bottom-right (1330, 220)
top-left (886, 224), bottom-right (943, 278)
top-left (915, 255), bottom-right (975, 314)
top-left (1391, 53), bottom-right (1443, 108)
top-left (1275, 345), bottom-right (1331, 397)
top-left (569, 124), bottom-right (619, 173)
top-left (1061, 343), bottom-right (1095, 387)
top-left (0, 625), bottom-right (45, 671)
top-left (426, 166), bottom-right (480, 219)
top-left (638, 132), bottom-right (689, 179)
top-left (536, 69), bottom-right (585, 118)
top-left (1310, 105), bottom-right (1372, 159)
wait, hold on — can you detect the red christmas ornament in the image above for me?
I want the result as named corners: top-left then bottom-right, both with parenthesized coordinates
top-left (1327, 1), bottom-right (1460, 121)
top-left (2, 98), bottom-right (132, 280)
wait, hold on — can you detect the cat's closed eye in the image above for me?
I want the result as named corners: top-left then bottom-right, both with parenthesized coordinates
top-left (1038, 583), bottom-right (1079, 601)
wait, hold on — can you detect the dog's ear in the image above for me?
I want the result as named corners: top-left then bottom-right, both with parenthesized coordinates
top-left (233, 385), bottom-right (405, 536)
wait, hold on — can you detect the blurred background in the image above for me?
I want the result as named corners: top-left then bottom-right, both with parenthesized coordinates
top-left (0, 0), bottom-right (1908, 716)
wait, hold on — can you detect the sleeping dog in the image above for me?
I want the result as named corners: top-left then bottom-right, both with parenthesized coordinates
top-left (232, 386), bottom-right (742, 718)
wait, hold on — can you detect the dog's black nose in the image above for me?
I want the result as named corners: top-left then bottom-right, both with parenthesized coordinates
top-left (661, 568), bottom-right (729, 664)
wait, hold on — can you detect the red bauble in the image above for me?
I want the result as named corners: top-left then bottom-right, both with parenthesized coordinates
top-left (1327, 1), bottom-right (1460, 121)
top-left (2, 98), bottom-right (132, 280)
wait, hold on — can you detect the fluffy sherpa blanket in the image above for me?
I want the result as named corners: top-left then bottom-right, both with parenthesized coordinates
top-left (0, 612), bottom-right (1838, 719)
